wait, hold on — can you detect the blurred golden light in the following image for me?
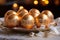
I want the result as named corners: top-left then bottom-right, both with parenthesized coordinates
top-left (34, 0), bottom-right (38, 5)
top-left (44, 0), bottom-right (49, 4)
top-left (13, 3), bottom-right (18, 8)
top-left (42, 0), bottom-right (45, 1)
top-left (14, 15), bottom-right (19, 20)
top-left (19, 6), bottom-right (24, 10)
top-left (41, 0), bottom-right (49, 6)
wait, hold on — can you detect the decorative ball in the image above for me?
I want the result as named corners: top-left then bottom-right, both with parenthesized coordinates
top-left (29, 8), bottom-right (40, 18)
top-left (41, 10), bottom-right (54, 22)
top-left (4, 10), bottom-right (17, 19)
top-left (4, 11), bottom-right (20, 28)
top-left (17, 9), bottom-right (28, 18)
top-left (37, 14), bottom-right (50, 28)
top-left (20, 14), bottom-right (35, 29)
top-left (29, 8), bottom-right (40, 28)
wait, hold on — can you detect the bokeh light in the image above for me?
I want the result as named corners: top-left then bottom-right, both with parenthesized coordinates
top-left (19, 6), bottom-right (24, 10)
top-left (13, 3), bottom-right (18, 8)
top-left (44, 0), bottom-right (49, 4)
top-left (34, 0), bottom-right (38, 5)
top-left (40, 0), bottom-right (49, 6)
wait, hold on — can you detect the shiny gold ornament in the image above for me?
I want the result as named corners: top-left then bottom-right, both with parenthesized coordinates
top-left (29, 8), bottom-right (40, 28)
top-left (4, 10), bottom-right (17, 18)
top-left (41, 10), bottom-right (54, 23)
top-left (20, 14), bottom-right (35, 29)
top-left (29, 8), bottom-right (40, 18)
top-left (17, 9), bottom-right (29, 21)
top-left (4, 11), bottom-right (20, 28)
top-left (17, 9), bottom-right (28, 17)
top-left (37, 14), bottom-right (50, 28)
top-left (34, 0), bottom-right (38, 5)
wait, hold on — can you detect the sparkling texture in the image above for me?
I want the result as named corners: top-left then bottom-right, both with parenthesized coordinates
top-left (29, 8), bottom-right (40, 28)
top-left (29, 8), bottom-right (40, 18)
top-left (37, 14), bottom-right (50, 28)
top-left (4, 10), bottom-right (19, 28)
top-left (41, 10), bottom-right (54, 23)
top-left (17, 9), bottom-right (28, 19)
top-left (20, 15), bottom-right (35, 29)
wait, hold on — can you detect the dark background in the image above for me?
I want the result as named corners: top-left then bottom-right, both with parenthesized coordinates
top-left (0, 0), bottom-right (60, 19)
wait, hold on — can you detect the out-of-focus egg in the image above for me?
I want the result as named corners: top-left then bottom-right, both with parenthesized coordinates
top-left (41, 10), bottom-right (54, 22)
top-left (29, 8), bottom-right (40, 18)
top-left (20, 14), bottom-right (35, 29)
top-left (37, 14), bottom-right (50, 28)
top-left (4, 11), bottom-right (20, 28)
top-left (29, 8), bottom-right (41, 28)
top-left (4, 10), bottom-right (17, 18)
top-left (17, 9), bottom-right (29, 21)
top-left (17, 9), bottom-right (28, 17)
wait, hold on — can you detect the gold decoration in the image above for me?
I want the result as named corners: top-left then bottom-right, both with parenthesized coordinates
top-left (29, 8), bottom-right (40, 18)
top-left (37, 14), bottom-right (50, 28)
top-left (4, 10), bottom-right (20, 28)
top-left (4, 10), bottom-right (17, 18)
top-left (34, 0), bottom-right (38, 5)
top-left (17, 9), bottom-right (28, 18)
top-left (41, 10), bottom-right (54, 23)
top-left (29, 8), bottom-right (40, 28)
top-left (20, 14), bottom-right (35, 29)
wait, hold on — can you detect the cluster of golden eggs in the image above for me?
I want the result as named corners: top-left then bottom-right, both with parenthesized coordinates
top-left (4, 8), bottom-right (54, 30)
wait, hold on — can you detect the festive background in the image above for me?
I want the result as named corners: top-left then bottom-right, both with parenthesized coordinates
top-left (0, 0), bottom-right (60, 18)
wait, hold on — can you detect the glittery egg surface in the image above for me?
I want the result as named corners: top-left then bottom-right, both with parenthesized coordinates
top-left (29, 9), bottom-right (41, 28)
top-left (29, 8), bottom-right (40, 18)
top-left (17, 9), bottom-right (28, 17)
top-left (37, 14), bottom-right (50, 27)
top-left (41, 10), bottom-right (54, 22)
top-left (20, 14), bottom-right (35, 29)
top-left (4, 10), bottom-right (20, 28)
top-left (4, 10), bottom-right (17, 18)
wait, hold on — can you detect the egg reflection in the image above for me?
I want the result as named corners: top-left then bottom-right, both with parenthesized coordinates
top-left (20, 14), bottom-right (35, 29)
top-left (41, 10), bottom-right (54, 23)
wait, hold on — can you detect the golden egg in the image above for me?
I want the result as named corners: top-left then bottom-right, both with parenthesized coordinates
top-left (29, 8), bottom-right (40, 18)
top-left (4, 11), bottom-right (20, 28)
top-left (17, 9), bottom-right (28, 17)
top-left (20, 14), bottom-right (35, 29)
top-left (37, 14), bottom-right (50, 28)
top-left (17, 9), bottom-right (29, 21)
top-left (4, 10), bottom-right (17, 18)
top-left (41, 10), bottom-right (54, 22)
top-left (29, 8), bottom-right (40, 28)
